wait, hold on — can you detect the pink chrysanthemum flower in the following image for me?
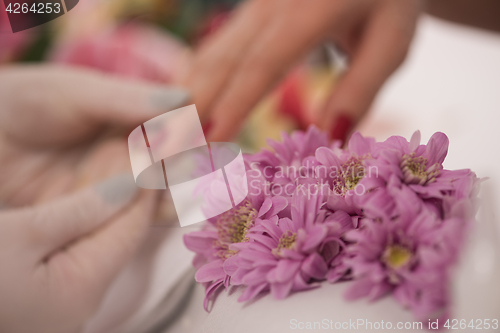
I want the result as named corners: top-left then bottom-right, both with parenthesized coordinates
top-left (365, 131), bottom-right (470, 198)
top-left (245, 126), bottom-right (332, 195)
top-left (183, 126), bottom-right (480, 320)
top-left (184, 170), bottom-right (288, 310)
top-left (223, 184), bottom-right (351, 302)
top-left (343, 184), bottom-right (467, 320)
top-left (314, 132), bottom-right (376, 215)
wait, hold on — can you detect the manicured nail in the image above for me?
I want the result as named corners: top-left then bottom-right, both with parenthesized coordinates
top-left (150, 87), bottom-right (190, 113)
top-left (96, 173), bottom-right (138, 205)
top-left (330, 113), bottom-right (353, 144)
top-left (202, 121), bottom-right (213, 137)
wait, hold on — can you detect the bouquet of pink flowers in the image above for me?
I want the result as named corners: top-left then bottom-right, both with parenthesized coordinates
top-left (184, 126), bottom-right (479, 322)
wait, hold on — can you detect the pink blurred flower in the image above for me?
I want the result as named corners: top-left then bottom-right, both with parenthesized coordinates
top-left (246, 126), bottom-right (331, 195)
top-left (344, 188), bottom-right (466, 320)
top-left (49, 23), bottom-right (188, 83)
top-left (0, 4), bottom-right (31, 62)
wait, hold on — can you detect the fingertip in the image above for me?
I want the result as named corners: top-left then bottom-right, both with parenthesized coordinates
top-left (202, 120), bottom-right (213, 137)
top-left (149, 87), bottom-right (191, 114)
top-left (94, 173), bottom-right (137, 206)
top-left (329, 113), bottom-right (354, 144)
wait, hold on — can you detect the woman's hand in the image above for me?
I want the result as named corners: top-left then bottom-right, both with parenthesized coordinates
top-left (182, 0), bottom-right (422, 142)
top-left (0, 175), bottom-right (155, 333)
top-left (0, 65), bottom-right (188, 206)
top-left (0, 65), bottom-right (188, 333)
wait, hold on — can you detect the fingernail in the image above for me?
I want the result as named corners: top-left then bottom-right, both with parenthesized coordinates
top-left (150, 87), bottom-right (190, 113)
top-left (96, 173), bottom-right (138, 205)
top-left (330, 113), bottom-right (353, 144)
top-left (202, 121), bottom-right (213, 137)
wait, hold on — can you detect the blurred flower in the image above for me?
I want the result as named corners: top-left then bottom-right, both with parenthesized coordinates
top-left (246, 126), bottom-right (331, 195)
top-left (49, 22), bottom-right (189, 83)
top-left (0, 4), bottom-right (32, 62)
top-left (344, 205), bottom-right (466, 320)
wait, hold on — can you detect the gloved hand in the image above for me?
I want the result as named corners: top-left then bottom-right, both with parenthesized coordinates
top-left (0, 65), bottom-right (189, 333)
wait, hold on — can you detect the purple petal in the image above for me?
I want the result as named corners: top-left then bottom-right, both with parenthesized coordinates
top-left (195, 260), bottom-right (226, 283)
top-left (238, 249), bottom-right (276, 262)
top-left (425, 132), bottom-right (449, 165)
top-left (242, 266), bottom-right (272, 286)
top-left (292, 272), bottom-right (320, 292)
top-left (247, 233), bottom-right (279, 250)
top-left (259, 220), bottom-right (283, 240)
top-left (238, 282), bottom-right (269, 302)
top-left (325, 210), bottom-right (353, 235)
top-left (409, 130), bottom-right (421, 152)
top-left (270, 279), bottom-right (294, 300)
top-left (326, 194), bottom-right (360, 215)
top-left (231, 267), bottom-right (250, 285)
top-left (301, 226), bottom-right (327, 252)
top-left (368, 281), bottom-right (392, 301)
top-left (301, 252), bottom-right (328, 280)
top-left (263, 196), bottom-right (289, 219)
top-left (223, 255), bottom-right (239, 275)
top-left (326, 263), bottom-right (349, 283)
top-left (344, 277), bottom-right (375, 301)
top-left (280, 249), bottom-right (306, 261)
top-left (183, 231), bottom-right (218, 253)
top-left (268, 260), bottom-right (301, 283)
top-left (203, 279), bottom-right (224, 311)
top-left (315, 147), bottom-right (341, 168)
top-left (257, 197), bottom-right (273, 218)
top-left (348, 132), bottom-right (373, 157)
top-left (278, 217), bottom-right (296, 233)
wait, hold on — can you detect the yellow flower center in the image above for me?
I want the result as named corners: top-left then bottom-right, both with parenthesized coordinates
top-left (382, 244), bottom-right (413, 269)
top-left (401, 153), bottom-right (439, 185)
top-left (215, 200), bottom-right (257, 259)
top-left (273, 231), bottom-right (297, 257)
top-left (333, 157), bottom-right (365, 196)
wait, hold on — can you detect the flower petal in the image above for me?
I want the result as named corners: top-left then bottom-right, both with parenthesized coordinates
top-left (203, 279), bottom-right (224, 311)
top-left (195, 260), bottom-right (225, 283)
top-left (425, 132), bottom-right (449, 165)
top-left (409, 130), bottom-right (421, 152)
top-left (348, 132), bottom-right (373, 157)
top-left (270, 279), bottom-right (294, 300)
top-left (301, 252), bottom-right (328, 280)
top-left (301, 226), bottom-right (327, 253)
top-left (344, 277), bottom-right (375, 301)
top-left (238, 282), bottom-right (269, 302)
top-left (257, 197), bottom-right (273, 218)
top-left (315, 147), bottom-right (341, 168)
top-left (183, 231), bottom-right (218, 253)
top-left (268, 259), bottom-right (301, 283)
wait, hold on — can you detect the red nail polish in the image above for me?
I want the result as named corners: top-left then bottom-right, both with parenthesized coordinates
top-left (202, 121), bottom-right (213, 137)
top-left (330, 114), bottom-right (353, 144)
